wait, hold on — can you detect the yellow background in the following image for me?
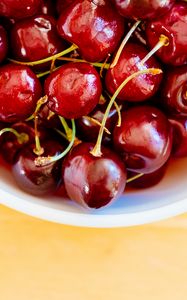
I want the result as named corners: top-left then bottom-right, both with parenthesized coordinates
top-left (0, 205), bottom-right (187, 300)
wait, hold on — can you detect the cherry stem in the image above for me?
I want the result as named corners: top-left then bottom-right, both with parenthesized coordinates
top-left (139, 34), bottom-right (169, 66)
top-left (90, 68), bottom-right (162, 157)
top-left (33, 115), bottom-right (44, 156)
top-left (110, 20), bottom-right (141, 69)
top-left (57, 56), bottom-right (110, 69)
top-left (126, 173), bottom-right (144, 184)
top-left (34, 119), bottom-right (76, 167)
top-left (26, 95), bottom-right (48, 121)
top-left (8, 44), bottom-right (78, 66)
top-left (83, 116), bottom-right (111, 135)
top-left (0, 128), bottom-right (29, 144)
top-left (113, 101), bottom-right (122, 127)
top-left (59, 116), bottom-right (74, 142)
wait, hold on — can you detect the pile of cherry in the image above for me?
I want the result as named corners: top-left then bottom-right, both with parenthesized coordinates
top-left (0, 0), bottom-right (187, 209)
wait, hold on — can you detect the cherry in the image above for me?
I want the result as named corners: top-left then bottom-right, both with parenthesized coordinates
top-left (0, 64), bottom-right (42, 123)
top-left (0, 0), bottom-right (42, 20)
top-left (113, 0), bottom-right (175, 20)
top-left (113, 105), bottom-right (173, 174)
top-left (56, 0), bottom-right (75, 15)
top-left (105, 42), bottom-right (163, 102)
top-left (45, 62), bottom-right (102, 119)
top-left (0, 25), bottom-right (8, 64)
top-left (127, 163), bottom-right (168, 189)
top-left (62, 142), bottom-right (127, 209)
top-left (146, 2), bottom-right (187, 66)
top-left (169, 116), bottom-right (187, 158)
top-left (57, 0), bottom-right (125, 62)
top-left (160, 66), bottom-right (187, 116)
top-left (10, 15), bottom-right (66, 65)
top-left (12, 140), bottom-right (64, 196)
top-left (76, 100), bottom-right (121, 144)
top-left (38, 104), bottom-right (61, 129)
top-left (39, 0), bottom-right (57, 16)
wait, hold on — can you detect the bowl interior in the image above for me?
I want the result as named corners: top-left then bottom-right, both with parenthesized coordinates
top-left (0, 157), bottom-right (187, 227)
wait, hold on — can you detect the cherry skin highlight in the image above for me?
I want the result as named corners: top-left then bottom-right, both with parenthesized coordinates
top-left (12, 140), bottom-right (64, 196)
top-left (113, 0), bottom-right (175, 20)
top-left (62, 142), bottom-right (127, 209)
top-left (45, 62), bottom-right (102, 119)
top-left (146, 2), bottom-right (187, 66)
top-left (0, 25), bottom-right (8, 64)
top-left (113, 106), bottom-right (173, 174)
top-left (105, 42), bottom-right (163, 102)
top-left (10, 15), bottom-right (66, 64)
top-left (57, 0), bottom-right (125, 62)
top-left (0, 64), bottom-right (42, 123)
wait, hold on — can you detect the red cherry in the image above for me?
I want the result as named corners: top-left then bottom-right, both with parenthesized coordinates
top-left (105, 42), bottom-right (163, 102)
top-left (0, 0), bottom-right (42, 20)
top-left (0, 25), bottom-right (8, 64)
top-left (10, 15), bottom-right (66, 64)
top-left (12, 140), bottom-right (64, 196)
top-left (45, 62), bottom-right (102, 119)
top-left (39, 0), bottom-right (57, 16)
top-left (57, 0), bottom-right (125, 62)
top-left (62, 142), bottom-right (127, 209)
top-left (0, 64), bottom-right (42, 123)
top-left (146, 2), bottom-right (187, 66)
top-left (56, 0), bottom-right (75, 15)
top-left (160, 66), bottom-right (187, 116)
top-left (113, 0), bottom-right (175, 20)
top-left (113, 106), bottom-right (173, 174)
top-left (169, 116), bottom-right (187, 158)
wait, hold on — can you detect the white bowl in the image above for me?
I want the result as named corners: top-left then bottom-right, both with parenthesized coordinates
top-left (0, 157), bottom-right (187, 227)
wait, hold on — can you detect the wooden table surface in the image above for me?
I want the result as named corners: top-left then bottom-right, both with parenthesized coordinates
top-left (0, 205), bottom-right (187, 300)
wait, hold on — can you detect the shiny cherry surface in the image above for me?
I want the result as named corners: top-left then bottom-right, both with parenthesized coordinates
top-left (0, 0), bottom-right (42, 19)
top-left (146, 2), bottom-right (187, 66)
top-left (10, 15), bottom-right (66, 63)
top-left (57, 0), bottom-right (125, 62)
top-left (105, 42), bottom-right (162, 102)
top-left (0, 25), bottom-right (8, 64)
top-left (45, 62), bottom-right (102, 119)
top-left (114, 0), bottom-right (175, 20)
top-left (169, 116), bottom-right (187, 158)
top-left (0, 64), bottom-right (42, 123)
top-left (62, 142), bottom-right (127, 209)
top-left (12, 140), bottom-right (63, 196)
top-left (113, 106), bottom-right (173, 174)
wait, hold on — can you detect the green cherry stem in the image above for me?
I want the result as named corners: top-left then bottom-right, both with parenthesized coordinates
top-left (35, 119), bottom-right (76, 167)
top-left (57, 56), bottom-right (110, 69)
top-left (0, 128), bottom-right (29, 144)
top-left (90, 68), bottom-right (163, 157)
top-left (8, 44), bottom-right (78, 66)
top-left (126, 173), bottom-right (144, 184)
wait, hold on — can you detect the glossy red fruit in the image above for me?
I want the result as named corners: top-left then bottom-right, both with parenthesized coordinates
top-left (0, 64), bottom-right (42, 123)
top-left (169, 116), bottom-right (187, 158)
top-left (57, 0), bottom-right (125, 62)
top-left (146, 2), bottom-right (187, 66)
top-left (114, 0), bottom-right (175, 20)
top-left (0, 0), bottom-right (42, 19)
top-left (45, 62), bottom-right (102, 119)
top-left (10, 15), bottom-right (66, 63)
top-left (105, 42), bottom-right (162, 102)
top-left (62, 142), bottom-right (127, 209)
top-left (113, 106), bottom-right (173, 174)
top-left (160, 66), bottom-right (187, 116)
top-left (0, 25), bottom-right (8, 64)
top-left (56, 0), bottom-right (75, 15)
top-left (12, 140), bottom-right (64, 196)
top-left (127, 163), bottom-right (168, 189)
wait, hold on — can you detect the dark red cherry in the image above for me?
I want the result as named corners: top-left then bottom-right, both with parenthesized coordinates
top-left (12, 140), bottom-right (64, 196)
top-left (10, 15), bottom-right (66, 63)
top-left (169, 116), bottom-right (187, 158)
top-left (105, 42), bottom-right (162, 102)
top-left (57, 0), bottom-right (125, 62)
top-left (146, 2), bottom-right (187, 66)
top-left (38, 104), bottom-right (61, 129)
top-left (113, 0), bottom-right (175, 20)
top-left (0, 64), bottom-right (42, 123)
top-left (0, 25), bottom-right (8, 64)
top-left (113, 106), bottom-right (173, 174)
top-left (127, 163), bottom-right (168, 189)
top-left (160, 66), bottom-right (187, 116)
top-left (76, 100), bottom-right (121, 144)
top-left (0, 122), bottom-right (47, 164)
top-left (56, 0), bottom-right (75, 15)
top-left (0, 0), bottom-right (42, 20)
top-left (62, 142), bottom-right (127, 209)
top-left (45, 62), bottom-right (102, 119)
